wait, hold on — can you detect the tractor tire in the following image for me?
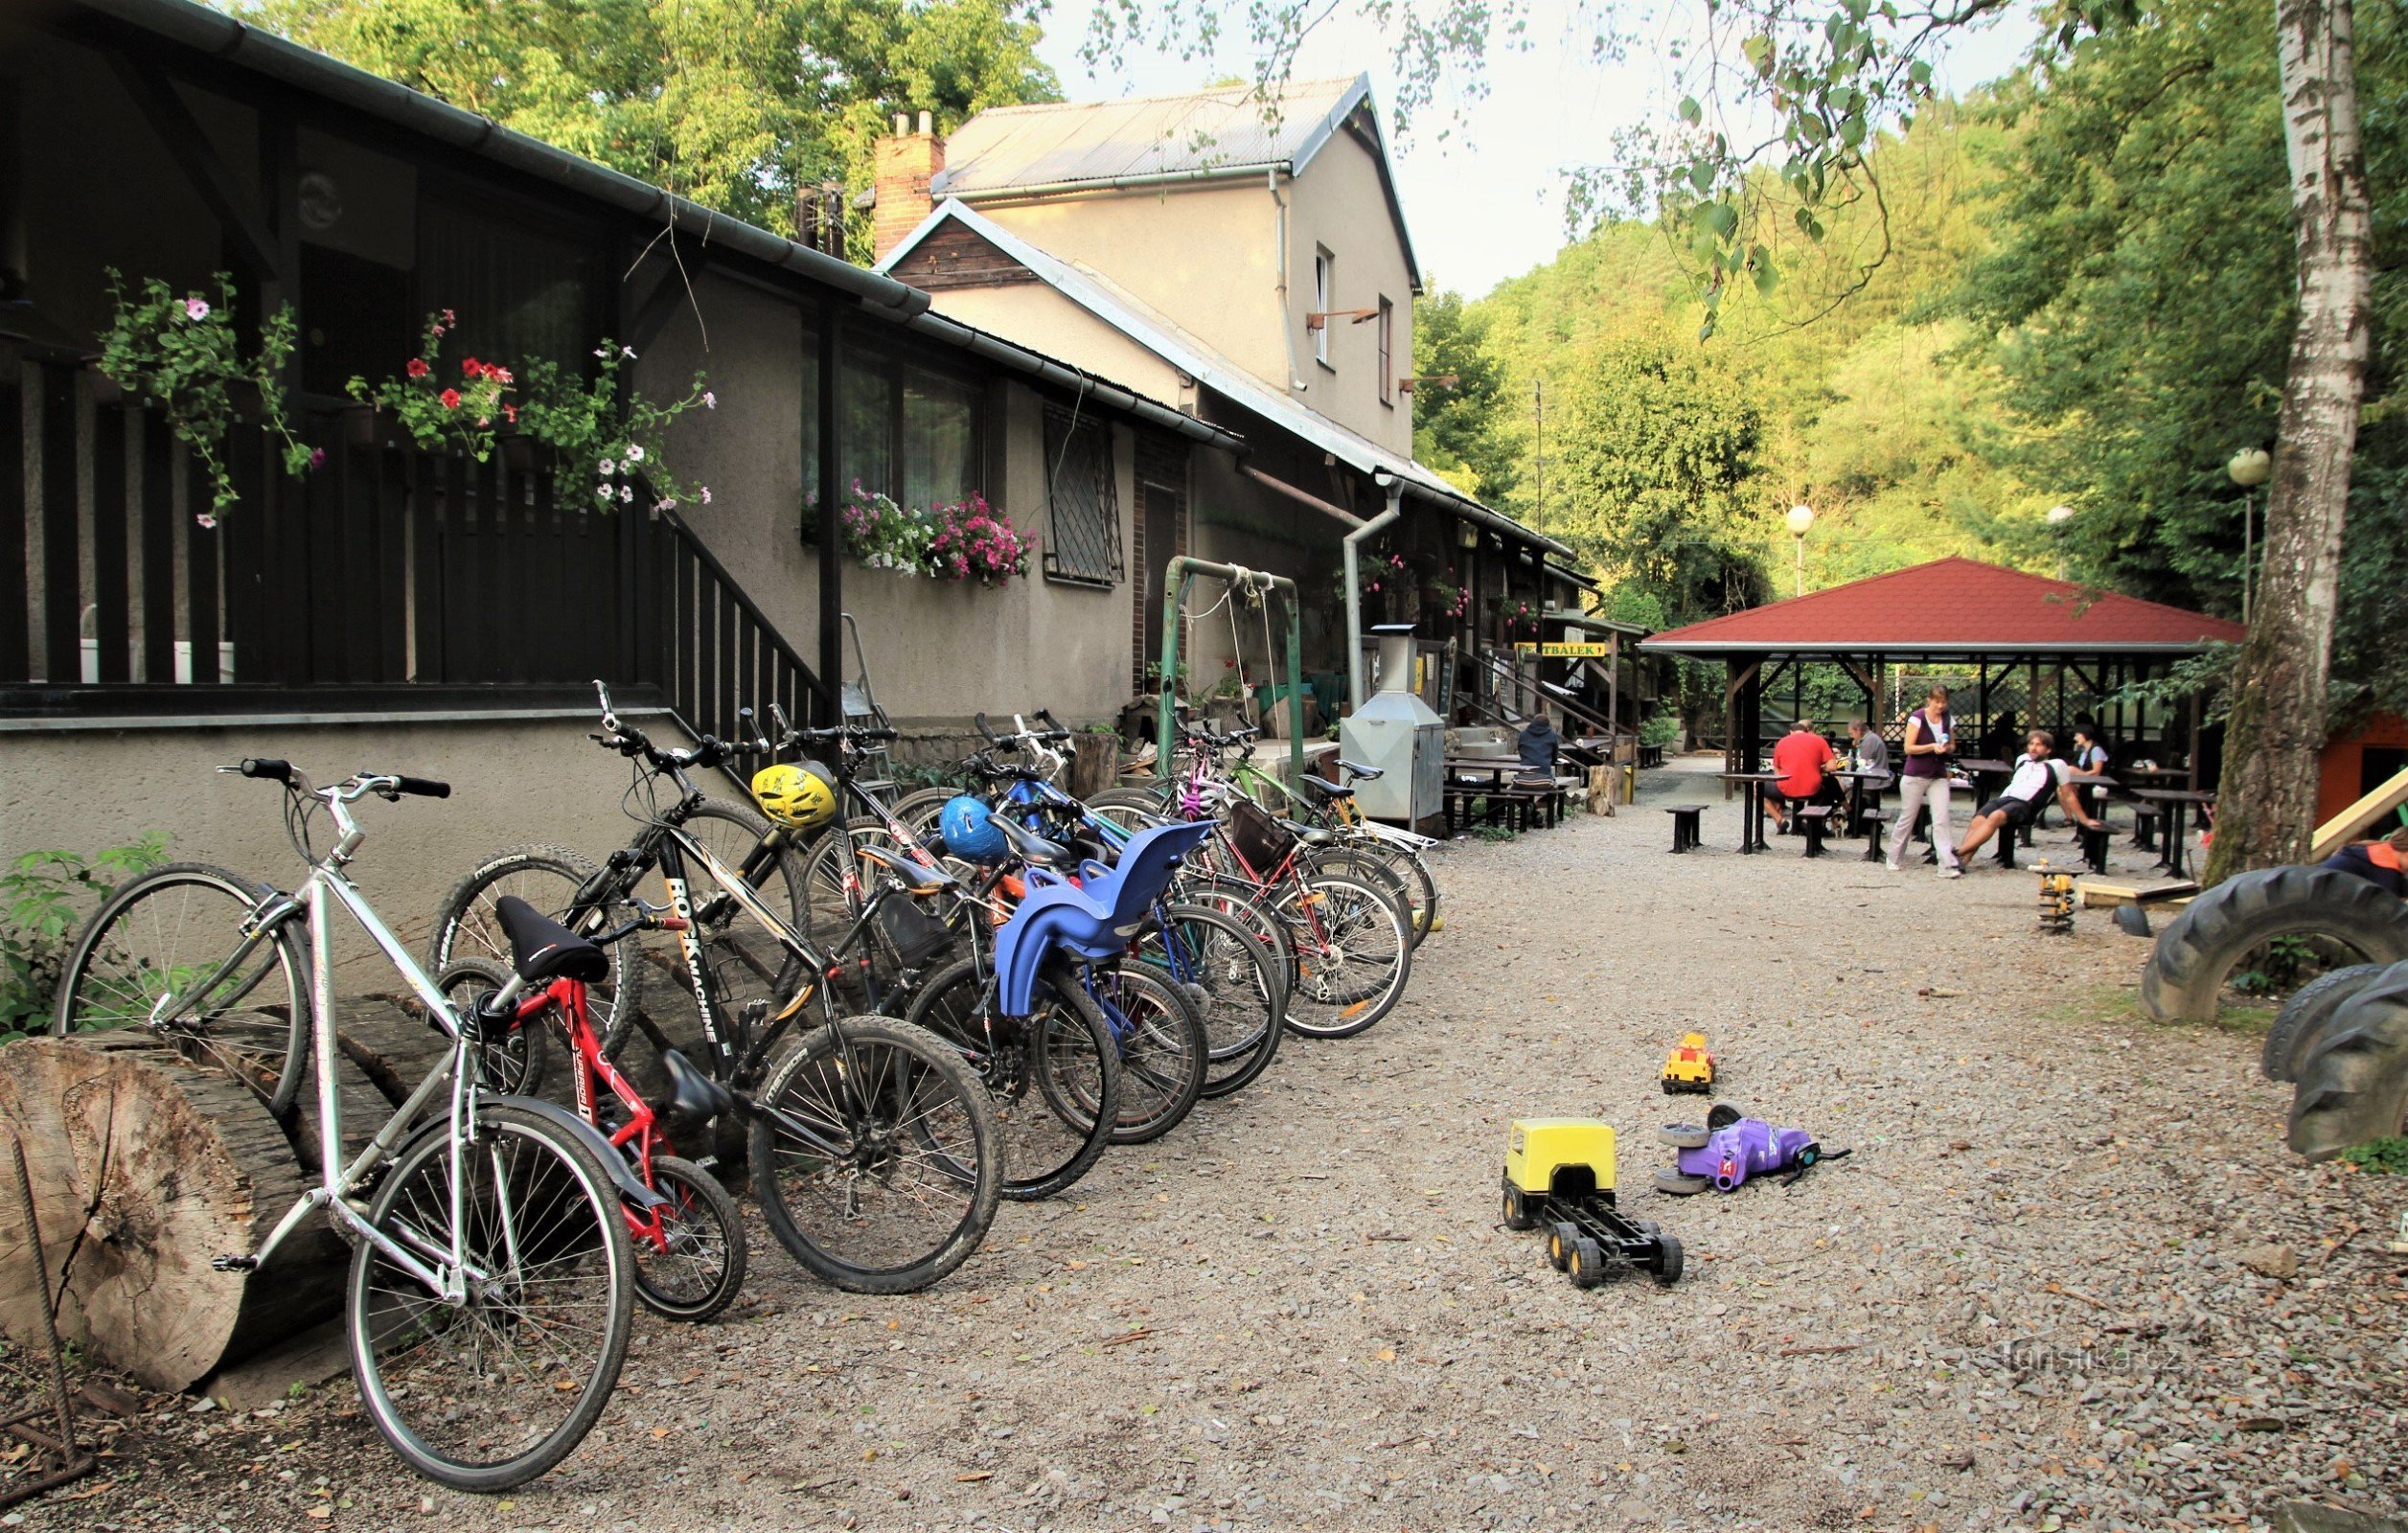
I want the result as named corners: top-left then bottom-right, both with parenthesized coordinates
top-left (2263, 964), bottom-right (2393, 1083)
top-left (2138, 866), bottom-right (2408, 1023)
top-left (2287, 963), bottom-right (2408, 1161)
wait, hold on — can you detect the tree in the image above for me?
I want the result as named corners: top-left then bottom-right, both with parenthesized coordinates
top-left (243, 0), bottom-right (1058, 243)
top-left (1410, 291), bottom-right (1520, 502)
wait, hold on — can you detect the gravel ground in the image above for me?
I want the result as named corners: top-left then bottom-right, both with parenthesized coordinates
top-left (17, 756), bottom-right (2406, 1533)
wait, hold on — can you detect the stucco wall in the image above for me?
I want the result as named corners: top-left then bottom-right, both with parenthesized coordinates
top-left (1285, 131), bottom-right (1415, 456)
top-left (0, 713), bottom-right (689, 988)
top-left (927, 285), bottom-right (1191, 407)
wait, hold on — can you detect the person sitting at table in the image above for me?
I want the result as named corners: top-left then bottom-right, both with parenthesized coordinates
top-left (2069, 723), bottom-right (2112, 828)
top-left (1516, 703), bottom-right (1561, 783)
top-left (1767, 717), bottom-right (1839, 834)
top-left (2320, 827), bottom-right (2408, 896)
top-left (1954, 729), bottom-right (2107, 863)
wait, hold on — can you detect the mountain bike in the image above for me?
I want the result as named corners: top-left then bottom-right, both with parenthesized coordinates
top-left (52, 761), bottom-right (642, 1491)
top-left (428, 684), bottom-right (1001, 1294)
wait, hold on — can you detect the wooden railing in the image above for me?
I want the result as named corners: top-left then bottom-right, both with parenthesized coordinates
top-left (651, 508), bottom-right (829, 776)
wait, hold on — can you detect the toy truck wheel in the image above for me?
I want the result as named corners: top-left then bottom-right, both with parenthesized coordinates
top-left (1502, 1184), bottom-right (1537, 1231)
top-left (1653, 1170), bottom-right (1710, 1196)
top-left (1657, 1124), bottom-right (1710, 1149)
top-left (1547, 1221), bottom-right (1579, 1270)
top-left (1652, 1234), bottom-right (1686, 1285)
top-left (1706, 1103), bottom-right (1742, 1132)
top-left (1636, 1219), bottom-right (1662, 1235)
top-left (1570, 1237), bottom-right (1608, 1289)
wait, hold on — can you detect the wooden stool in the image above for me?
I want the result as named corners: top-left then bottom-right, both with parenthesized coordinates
top-left (2079, 824), bottom-right (2112, 874)
top-left (1799, 805), bottom-right (1834, 858)
top-left (1664, 803), bottom-right (1706, 853)
top-left (1860, 809), bottom-right (1892, 862)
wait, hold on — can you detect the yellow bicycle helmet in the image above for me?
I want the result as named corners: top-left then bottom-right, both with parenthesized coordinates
top-left (750, 760), bottom-right (838, 830)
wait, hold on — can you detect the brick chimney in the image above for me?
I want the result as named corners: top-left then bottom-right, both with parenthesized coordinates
top-left (873, 110), bottom-right (944, 262)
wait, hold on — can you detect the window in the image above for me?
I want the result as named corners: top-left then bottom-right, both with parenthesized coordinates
top-left (1042, 404), bottom-right (1122, 586)
top-left (1313, 248), bottom-right (1334, 367)
top-left (904, 373), bottom-right (979, 510)
top-left (814, 334), bottom-right (983, 528)
top-left (1377, 296), bottom-right (1394, 405)
top-left (419, 196), bottom-right (598, 371)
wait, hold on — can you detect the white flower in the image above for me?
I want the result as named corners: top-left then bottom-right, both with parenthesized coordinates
top-left (184, 297), bottom-right (211, 322)
top-left (195, 512), bottom-right (218, 529)
top-left (598, 458), bottom-right (616, 475)
top-left (702, 392), bottom-right (717, 409)
top-left (624, 445), bottom-right (645, 464)
top-left (621, 346), bottom-right (637, 359)
top-left (619, 484), bottom-right (634, 503)
top-left (594, 347), bottom-right (608, 358)
top-left (699, 487), bottom-right (712, 504)
top-left (596, 485), bottom-right (613, 503)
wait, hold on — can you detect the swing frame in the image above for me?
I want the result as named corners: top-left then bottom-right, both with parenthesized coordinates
top-left (1154, 558), bottom-right (1308, 785)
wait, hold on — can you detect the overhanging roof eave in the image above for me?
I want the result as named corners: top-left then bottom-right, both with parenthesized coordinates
top-left (1638, 639), bottom-right (2228, 658)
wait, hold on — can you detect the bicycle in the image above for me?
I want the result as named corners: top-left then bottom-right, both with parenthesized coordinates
top-left (428, 683), bottom-right (1002, 1294)
top-left (53, 761), bottom-right (644, 1490)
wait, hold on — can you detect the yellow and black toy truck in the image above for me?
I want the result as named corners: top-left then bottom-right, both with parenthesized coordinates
top-left (1501, 1118), bottom-right (1684, 1288)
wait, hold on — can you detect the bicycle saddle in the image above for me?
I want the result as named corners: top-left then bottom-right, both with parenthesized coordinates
top-left (657, 1047), bottom-right (734, 1131)
top-left (1301, 774), bottom-right (1355, 797)
top-left (493, 895), bottom-right (609, 985)
top-left (1339, 759), bottom-right (1384, 781)
top-left (856, 843), bottom-right (962, 896)
top-left (993, 813), bottom-right (1078, 869)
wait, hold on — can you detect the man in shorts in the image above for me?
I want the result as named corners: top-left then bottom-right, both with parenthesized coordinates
top-left (1954, 729), bottom-right (2106, 864)
top-left (1767, 718), bottom-right (1839, 834)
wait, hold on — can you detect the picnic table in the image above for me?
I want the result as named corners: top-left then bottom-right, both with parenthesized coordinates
top-left (1718, 770), bottom-right (1783, 853)
top-left (2133, 787), bottom-right (2217, 880)
top-left (1829, 767), bottom-right (1891, 835)
top-left (1443, 756), bottom-right (1566, 834)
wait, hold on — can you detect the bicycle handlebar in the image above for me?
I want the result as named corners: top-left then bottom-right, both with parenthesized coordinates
top-left (239, 757), bottom-right (292, 782)
top-left (392, 775), bottom-right (452, 799)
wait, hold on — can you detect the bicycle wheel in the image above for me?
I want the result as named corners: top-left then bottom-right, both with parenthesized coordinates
top-left (347, 1103), bottom-right (634, 1491)
top-left (887, 788), bottom-right (958, 840)
top-left (1332, 836), bottom-right (1439, 946)
top-left (1183, 877), bottom-right (1298, 1000)
top-left (1144, 904), bottom-right (1286, 1099)
top-left (631, 1155), bottom-right (748, 1322)
top-left (747, 1015), bottom-right (1000, 1293)
top-left (53, 863), bottom-right (310, 1114)
top-left (1301, 846), bottom-right (1415, 943)
top-left (1083, 962), bottom-right (1207, 1145)
top-left (1085, 786), bottom-right (1173, 834)
top-left (429, 846), bottom-right (643, 1053)
top-left (664, 802), bottom-right (809, 1050)
top-left (432, 956), bottom-right (549, 1098)
top-left (906, 958), bottom-right (1120, 1201)
top-left (1277, 870), bottom-right (1413, 1040)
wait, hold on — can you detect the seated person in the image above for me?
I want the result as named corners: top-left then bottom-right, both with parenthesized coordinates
top-left (1767, 718), bottom-right (1839, 832)
top-left (2321, 827), bottom-right (2408, 896)
top-left (1516, 705), bottom-right (1562, 782)
top-left (1955, 730), bottom-right (2106, 862)
top-left (2069, 723), bottom-right (2113, 825)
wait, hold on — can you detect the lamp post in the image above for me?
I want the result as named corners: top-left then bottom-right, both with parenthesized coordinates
top-left (2046, 503), bottom-right (2075, 580)
top-left (1785, 504), bottom-right (1814, 597)
top-left (2228, 447), bottom-right (2271, 625)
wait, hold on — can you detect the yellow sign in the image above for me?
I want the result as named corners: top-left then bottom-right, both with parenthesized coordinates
top-left (1511, 641), bottom-right (1613, 658)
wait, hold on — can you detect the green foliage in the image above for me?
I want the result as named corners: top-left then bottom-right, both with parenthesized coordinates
top-left (247, 0), bottom-right (1058, 245)
top-left (96, 271), bottom-right (313, 522)
top-left (1639, 713), bottom-right (1684, 748)
top-left (2337, 1135), bottom-right (2408, 1174)
top-left (1410, 290), bottom-right (1519, 502)
top-left (349, 309), bottom-right (509, 461)
top-left (515, 343), bottom-right (715, 512)
top-left (1, 835), bottom-right (170, 1041)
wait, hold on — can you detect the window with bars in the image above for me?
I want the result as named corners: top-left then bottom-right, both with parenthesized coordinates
top-left (1042, 404), bottom-right (1122, 586)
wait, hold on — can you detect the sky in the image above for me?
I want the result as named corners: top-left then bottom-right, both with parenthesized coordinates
top-left (1035, 0), bottom-right (2039, 299)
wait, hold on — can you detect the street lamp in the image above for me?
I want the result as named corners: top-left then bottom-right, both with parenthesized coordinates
top-left (2228, 447), bottom-right (2271, 625)
top-left (1785, 504), bottom-right (1814, 597)
top-left (2046, 503), bottom-right (2075, 580)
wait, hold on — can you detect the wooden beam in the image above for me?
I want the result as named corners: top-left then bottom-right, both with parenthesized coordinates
top-left (2314, 767), bottom-right (2408, 859)
top-left (103, 50), bottom-right (286, 286)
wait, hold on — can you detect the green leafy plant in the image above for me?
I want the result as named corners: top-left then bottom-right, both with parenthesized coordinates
top-left (96, 271), bottom-right (314, 525)
top-left (1, 834), bottom-right (170, 1041)
top-left (835, 485), bottom-right (1033, 584)
top-left (2337, 1136), bottom-right (2408, 1175)
top-left (2231, 935), bottom-right (2324, 996)
top-left (516, 341), bottom-right (713, 512)
top-left (348, 309), bottom-right (508, 461)
top-left (1640, 714), bottom-right (1684, 748)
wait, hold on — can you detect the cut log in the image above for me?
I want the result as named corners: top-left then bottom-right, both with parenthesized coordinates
top-left (0, 1036), bottom-right (347, 1392)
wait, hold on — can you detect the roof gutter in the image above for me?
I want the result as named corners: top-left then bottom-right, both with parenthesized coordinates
top-left (89, 0), bottom-right (929, 319)
top-left (1397, 478), bottom-right (1574, 561)
top-left (906, 310), bottom-right (1243, 450)
top-left (947, 164), bottom-right (1282, 204)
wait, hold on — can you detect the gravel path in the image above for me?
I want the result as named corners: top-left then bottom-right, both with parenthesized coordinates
top-left (24, 757), bottom-right (2407, 1533)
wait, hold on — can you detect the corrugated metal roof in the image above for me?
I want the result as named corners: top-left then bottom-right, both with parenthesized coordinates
top-left (874, 199), bottom-right (1570, 559)
top-left (934, 77), bottom-right (1367, 195)
top-left (1641, 558), bottom-right (2246, 655)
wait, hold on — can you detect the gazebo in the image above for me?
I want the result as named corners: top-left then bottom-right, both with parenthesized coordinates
top-left (1641, 558), bottom-right (2246, 785)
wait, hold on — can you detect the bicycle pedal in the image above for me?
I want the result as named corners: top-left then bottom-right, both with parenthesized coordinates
top-left (211, 1253), bottom-right (259, 1273)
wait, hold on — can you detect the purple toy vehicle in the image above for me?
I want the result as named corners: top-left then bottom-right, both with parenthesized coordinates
top-left (1654, 1104), bottom-right (1845, 1195)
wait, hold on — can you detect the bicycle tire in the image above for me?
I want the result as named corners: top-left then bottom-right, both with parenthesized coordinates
top-left (906, 958), bottom-right (1121, 1201)
top-left (1278, 870), bottom-right (1412, 1039)
top-left (432, 956), bottom-right (550, 1099)
top-left (1085, 786), bottom-right (1174, 833)
top-left (888, 788), bottom-right (959, 840)
top-left (747, 1015), bottom-right (1001, 1293)
top-left (1148, 903), bottom-right (1286, 1099)
top-left (428, 845), bottom-right (643, 1054)
top-left (53, 862), bottom-right (311, 1114)
top-left (1181, 878), bottom-right (1298, 999)
top-left (650, 801), bottom-right (810, 1055)
top-left (631, 1155), bottom-right (748, 1322)
top-left (1086, 962), bottom-right (1208, 1145)
top-left (347, 1102), bottom-right (634, 1491)
top-left (1332, 836), bottom-right (1439, 946)
top-left (1301, 846), bottom-right (1415, 941)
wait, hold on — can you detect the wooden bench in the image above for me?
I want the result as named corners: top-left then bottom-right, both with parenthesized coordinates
top-left (2132, 804), bottom-right (2163, 851)
top-left (1797, 804), bottom-right (1835, 858)
top-left (1638, 744), bottom-right (1666, 769)
top-left (1859, 808), bottom-right (1892, 862)
top-left (2078, 823), bottom-right (2113, 874)
top-left (1664, 803), bottom-right (1706, 853)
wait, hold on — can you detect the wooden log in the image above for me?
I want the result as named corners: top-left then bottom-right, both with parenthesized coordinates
top-left (0, 1036), bottom-right (347, 1392)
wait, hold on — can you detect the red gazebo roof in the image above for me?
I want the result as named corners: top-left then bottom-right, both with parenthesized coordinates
top-left (1640, 557), bottom-right (2245, 657)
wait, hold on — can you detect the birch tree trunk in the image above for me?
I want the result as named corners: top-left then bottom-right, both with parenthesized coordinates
top-left (2201, 0), bottom-right (2374, 884)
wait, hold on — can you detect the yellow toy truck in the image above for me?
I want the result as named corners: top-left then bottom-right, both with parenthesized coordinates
top-left (1661, 1032), bottom-right (1716, 1095)
top-left (1501, 1119), bottom-right (1685, 1288)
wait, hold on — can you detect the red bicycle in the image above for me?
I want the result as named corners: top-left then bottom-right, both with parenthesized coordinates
top-left (439, 897), bottom-right (746, 1322)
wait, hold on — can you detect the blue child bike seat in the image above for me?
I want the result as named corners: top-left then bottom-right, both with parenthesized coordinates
top-left (993, 819), bottom-right (1213, 1016)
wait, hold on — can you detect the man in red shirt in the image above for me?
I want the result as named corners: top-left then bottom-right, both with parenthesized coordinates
top-left (1768, 719), bottom-right (1839, 834)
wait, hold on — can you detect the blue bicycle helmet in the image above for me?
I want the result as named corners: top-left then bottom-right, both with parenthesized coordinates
top-left (938, 794), bottom-right (1007, 861)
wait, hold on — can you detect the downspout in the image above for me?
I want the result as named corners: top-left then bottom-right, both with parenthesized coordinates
top-left (1345, 472), bottom-right (1405, 713)
top-left (1271, 169), bottom-right (1305, 393)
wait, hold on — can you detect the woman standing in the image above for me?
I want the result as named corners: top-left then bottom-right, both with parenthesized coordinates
top-left (1889, 684), bottom-right (1963, 878)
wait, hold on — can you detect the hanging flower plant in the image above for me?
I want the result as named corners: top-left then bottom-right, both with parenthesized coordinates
top-left (1429, 571), bottom-right (1471, 621)
top-left (348, 310), bottom-right (509, 460)
top-left (927, 495), bottom-right (1035, 586)
top-left (1502, 598), bottom-right (1545, 637)
top-left (840, 484), bottom-right (940, 574)
top-left (95, 270), bottom-right (315, 525)
top-left (516, 341), bottom-right (713, 511)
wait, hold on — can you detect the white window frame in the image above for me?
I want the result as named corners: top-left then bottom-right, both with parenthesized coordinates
top-left (1313, 247), bottom-right (1334, 368)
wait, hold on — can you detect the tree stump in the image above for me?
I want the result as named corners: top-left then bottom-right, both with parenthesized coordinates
top-left (1066, 737), bottom-right (1121, 799)
top-left (0, 1036), bottom-right (347, 1392)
